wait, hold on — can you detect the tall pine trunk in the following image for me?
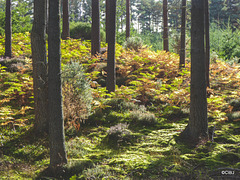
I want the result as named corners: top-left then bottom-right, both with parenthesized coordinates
top-left (126, 0), bottom-right (130, 39)
top-left (48, 0), bottom-right (67, 167)
top-left (31, 0), bottom-right (48, 134)
top-left (205, 0), bottom-right (210, 87)
top-left (106, 0), bottom-right (116, 93)
top-left (163, 0), bottom-right (169, 52)
top-left (180, 0), bottom-right (208, 144)
top-left (91, 0), bottom-right (100, 56)
top-left (105, 0), bottom-right (109, 43)
top-left (5, 0), bottom-right (12, 58)
top-left (179, 0), bottom-right (186, 68)
top-left (62, 0), bottom-right (70, 40)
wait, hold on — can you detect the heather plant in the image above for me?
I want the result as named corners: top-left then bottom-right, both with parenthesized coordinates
top-left (62, 62), bottom-right (93, 130)
top-left (106, 123), bottom-right (133, 147)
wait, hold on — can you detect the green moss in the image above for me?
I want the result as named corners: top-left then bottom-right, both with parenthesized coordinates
top-left (217, 152), bottom-right (240, 164)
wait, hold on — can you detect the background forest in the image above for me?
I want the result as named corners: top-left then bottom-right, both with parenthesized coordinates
top-left (0, 0), bottom-right (240, 179)
top-left (0, 0), bottom-right (239, 61)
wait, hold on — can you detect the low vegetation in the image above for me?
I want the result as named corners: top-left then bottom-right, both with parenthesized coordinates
top-left (0, 33), bottom-right (240, 179)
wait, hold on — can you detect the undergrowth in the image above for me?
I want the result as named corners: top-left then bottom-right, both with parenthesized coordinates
top-left (0, 35), bottom-right (240, 179)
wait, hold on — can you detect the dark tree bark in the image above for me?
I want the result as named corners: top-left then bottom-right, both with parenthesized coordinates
top-left (163, 0), bottom-right (169, 52)
top-left (5, 0), bottom-right (12, 58)
top-left (62, 0), bottom-right (70, 40)
top-left (180, 0), bottom-right (208, 144)
top-left (106, 0), bottom-right (116, 93)
top-left (48, 0), bottom-right (67, 167)
top-left (46, 0), bottom-right (49, 34)
top-left (205, 0), bottom-right (210, 87)
top-left (179, 0), bottom-right (186, 68)
top-left (31, 0), bottom-right (48, 134)
top-left (91, 0), bottom-right (100, 56)
top-left (105, 0), bottom-right (110, 43)
top-left (126, 0), bottom-right (130, 39)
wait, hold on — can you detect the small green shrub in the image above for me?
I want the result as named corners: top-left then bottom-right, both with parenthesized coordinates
top-left (123, 37), bottom-right (143, 51)
top-left (62, 62), bottom-right (93, 130)
top-left (70, 22), bottom-right (105, 41)
top-left (210, 23), bottom-right (240, 62)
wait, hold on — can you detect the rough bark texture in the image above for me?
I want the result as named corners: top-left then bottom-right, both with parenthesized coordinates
top-left (205, 0), bottom-right (210, 87)
top-left (163, 0), bottom-right (169, 52)
top-left (179, 0), bottom-right (186, 68)
top-left (5, 0), bottom-right (12, 58)
top-left (180, 0), bottom-right (208, 144)
top-left (91, 0), bottom-right (100, 56)
top-left (31, 0), bottom-right (48, 134)
top-left (48, 0), bottom-right (67, 167)
top-left (105, 0), bottom-right (109, 43)
top-left (126, 0), bottom-right (130, 39)
top-left (106, 0), bottom-right (116, 93)
top-left (62, 0), bottom-right (70, 40)
top-left (46, 0), bottom-right (49, 34)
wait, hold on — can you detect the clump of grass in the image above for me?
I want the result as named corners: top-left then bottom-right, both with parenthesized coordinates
top-left (104, 98), bottom-right (138, 112)
top-left (129, 105), bottom-right (157, 126)
top-left (78, 165), bottom-right (118, 179)
top-left (62, 62), bottom-right (93, 130)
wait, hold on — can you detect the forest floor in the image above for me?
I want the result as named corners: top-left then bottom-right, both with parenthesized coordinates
top-left (0, 34), bottom-right (240, 179)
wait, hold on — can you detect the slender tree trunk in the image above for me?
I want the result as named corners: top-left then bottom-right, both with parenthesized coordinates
top-left (48, 0), bottom-right (67, 167)
top-left (180, 0), bottom-right (208, 144)
top-left (205, 0), bottom-right (210, 87)
top-left (62, 0), bottom-right (70, 40)
top-left (91, 0), bottom-right (100, 56)
top-left (5, 0), bottom-right (12, 58)
top-left (163, 0), bottom-right (169, 52)
top-left (105, 0), bottom-right (109, 43)
top-left (179, 0), bottom-right (186, 68)
top-left (31, 0), bottom-right (48, 134)
top-left (46, 0), bottom-right (49, 34)
top-left (106, 0), bottom-right (116, 93)
top-left (126, 0), bottom-right (130, 39)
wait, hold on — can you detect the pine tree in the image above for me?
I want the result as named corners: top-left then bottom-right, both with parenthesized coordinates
top-left (48, 0), bottom-right (67, 168)
top-left (179, 0), bottom-right (208, 144)
top-left (31, 0), bottom-right (48, 134)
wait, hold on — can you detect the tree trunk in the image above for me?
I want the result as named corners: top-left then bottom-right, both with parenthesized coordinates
top-left (180, 0), bottom-right (208, 144)
top-left (179, 0), bottom-right (186, 68)
top-left (126, 0), bottom-right (130, 39)
top-left (48, 0), bottom-right (67, 167)
top-left (106, 0), bottom-right (116, 93)
top-left (31, 0), bottom-right (48, 134)
top-left (62, 0), bottom-right (70, 40)
top-left (5, 0), bottom-right (12, 58)
top-left (91, 0), bottom-right (100, 56)
top-left (205, 0), bottom-right (210, 87)
top-left (105, 0), bottom-right (109, 43)
top-left (163, 0), bottom-right (169, 52)
top-left (46, 0), bottom-right (49, 34)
